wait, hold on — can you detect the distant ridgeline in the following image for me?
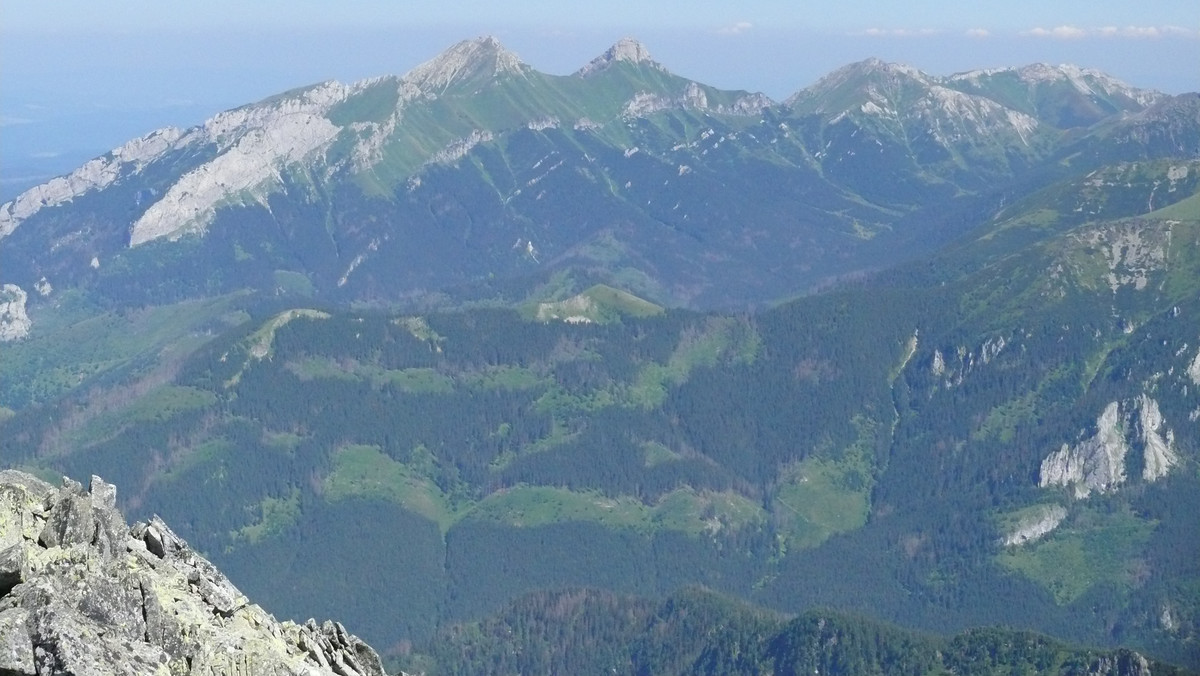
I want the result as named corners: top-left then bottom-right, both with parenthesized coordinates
top-left (1, 35), bottom-right (1199, 673)
top-left (411, 587), bottom-right (1190, 676)
top-left (1, 38), bottom-right (1194, 323)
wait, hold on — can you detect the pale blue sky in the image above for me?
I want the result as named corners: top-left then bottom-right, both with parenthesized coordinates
top-left (2, 1), bottom-right (1197, 198)
top-left (5, 0), bottom-right (1196, 33)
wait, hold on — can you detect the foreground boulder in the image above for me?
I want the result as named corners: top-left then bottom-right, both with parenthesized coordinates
top-left (0, 470), bottom-right (385, 676)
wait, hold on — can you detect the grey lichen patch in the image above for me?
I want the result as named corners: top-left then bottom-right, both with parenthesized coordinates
top-left (0, 471), bottom-right (385, 676)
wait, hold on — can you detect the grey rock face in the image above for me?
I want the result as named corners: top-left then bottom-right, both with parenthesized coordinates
top-left (0, 471), bottom-right (386, 676)
top-left (1039, 401), bottom-right (1128, 498)
top-left (1039, 397), bottom-right (1179, 499)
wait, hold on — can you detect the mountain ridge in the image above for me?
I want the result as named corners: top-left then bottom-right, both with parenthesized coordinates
top-left (0, 39), bottom-right (1167, 248)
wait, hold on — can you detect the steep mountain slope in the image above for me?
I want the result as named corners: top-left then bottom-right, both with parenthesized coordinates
top-left (785, 58), bottom-right (1051, 199)
top-left (3, 161), bottom-right (1198, 664)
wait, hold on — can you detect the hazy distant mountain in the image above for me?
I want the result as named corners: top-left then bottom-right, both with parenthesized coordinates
top-left (0, 38), bottom-right (1187, 327)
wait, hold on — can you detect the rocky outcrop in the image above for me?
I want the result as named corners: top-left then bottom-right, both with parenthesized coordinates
top-left (1137, 394), bottom-right (1177, 481)
top-left (0, 471), bottom-right (385, 676)
top-left (1073, 220), bottom-right (1171, 293)
top-left (1002, 505), bottom-right (1068, 546)
top-left (1087, 649), bottom-right (1153, 676)
top-left (1039, 396), bottom-right (1178, 498)
top-left (0, 284), bottom-right (31, 341)
top-left (1188, 346), bottom-right (1200, 386)
top-left (1040, 401), bottom-right (1128, 498)
top-left (929, 336), bottom-right (1007, 386)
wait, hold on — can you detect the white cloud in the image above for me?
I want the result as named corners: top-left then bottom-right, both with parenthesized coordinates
top-left (1025, 24), bottom-right (1196, 39)
top-left (716, 21), bottom-right (753, 35)
top-left (0, 116), bottom-right (35, 127)
top-left (1119, 26), bottom-right (1160, 38)
top-left (1024, 25), bottom-right (1088, 39)
top-left (965, 28), bottom-right (990, 38)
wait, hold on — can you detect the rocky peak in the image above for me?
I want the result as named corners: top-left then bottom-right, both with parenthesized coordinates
top-left (0, 284), bottom-right (31, 341)
top-left (1125, 92), bottom-right (1200, 138)
top-left (785, 57), bottom-right (930, 111)
top-left (577, 37), bottom-right (662, 77)
top-left (854, 57), bottom-right (926, 79)
top-left (403, 35), bottom-right (528, 94)
top-left (830, 58), bottom-right (929, 87)
top-left (0, 470), bottom-right (385, 676)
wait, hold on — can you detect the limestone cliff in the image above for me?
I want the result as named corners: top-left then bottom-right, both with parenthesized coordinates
top-left (1137, 394), bottom-right (1178, 482)
top-left (1002, 505), bottom-right (1068, 546)
top-left (0, 284), bottom-right (31, 342)
top-left (0, 471), bottom-right (385, 676)
top-left (1038, 396), bottom-right (1178, 498)
top-left (1039, 401), bottom-right (1128, 498)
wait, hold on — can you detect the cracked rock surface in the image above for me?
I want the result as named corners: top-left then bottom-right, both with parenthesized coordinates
top-left (0, 470), bottom-right (385, 676)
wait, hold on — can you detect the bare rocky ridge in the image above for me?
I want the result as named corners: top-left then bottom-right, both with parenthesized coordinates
top-left (0, 470), bottom-right (385, 676)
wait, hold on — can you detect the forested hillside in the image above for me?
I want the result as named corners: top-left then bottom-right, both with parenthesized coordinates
top-left (4, 167), bottom-right (1199, 666)
top-left (2, 38), bottom-right (1199, 673)
top-left (412, 587), bottom-right (1189, 676)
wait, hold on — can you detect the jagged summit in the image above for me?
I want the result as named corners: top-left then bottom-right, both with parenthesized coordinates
top-left (830, 57), bottom-right (929, 85)
top-left (851, 57), bottom-right (924, 76)
top-left (577, 37), bottom-right (664, 77)
top-left (402, 35), bottom-right (528, 93)
top-left (784, 57), bottom-right (930, 110)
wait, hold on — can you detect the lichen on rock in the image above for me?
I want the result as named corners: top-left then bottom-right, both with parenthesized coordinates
top-left (0, 471), bottom-right (385, 676)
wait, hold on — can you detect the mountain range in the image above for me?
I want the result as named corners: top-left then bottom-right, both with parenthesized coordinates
top-left (1, 36), bottom-right (1199, 673)
top-left (1, 36), bottom-right (1193, 320)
